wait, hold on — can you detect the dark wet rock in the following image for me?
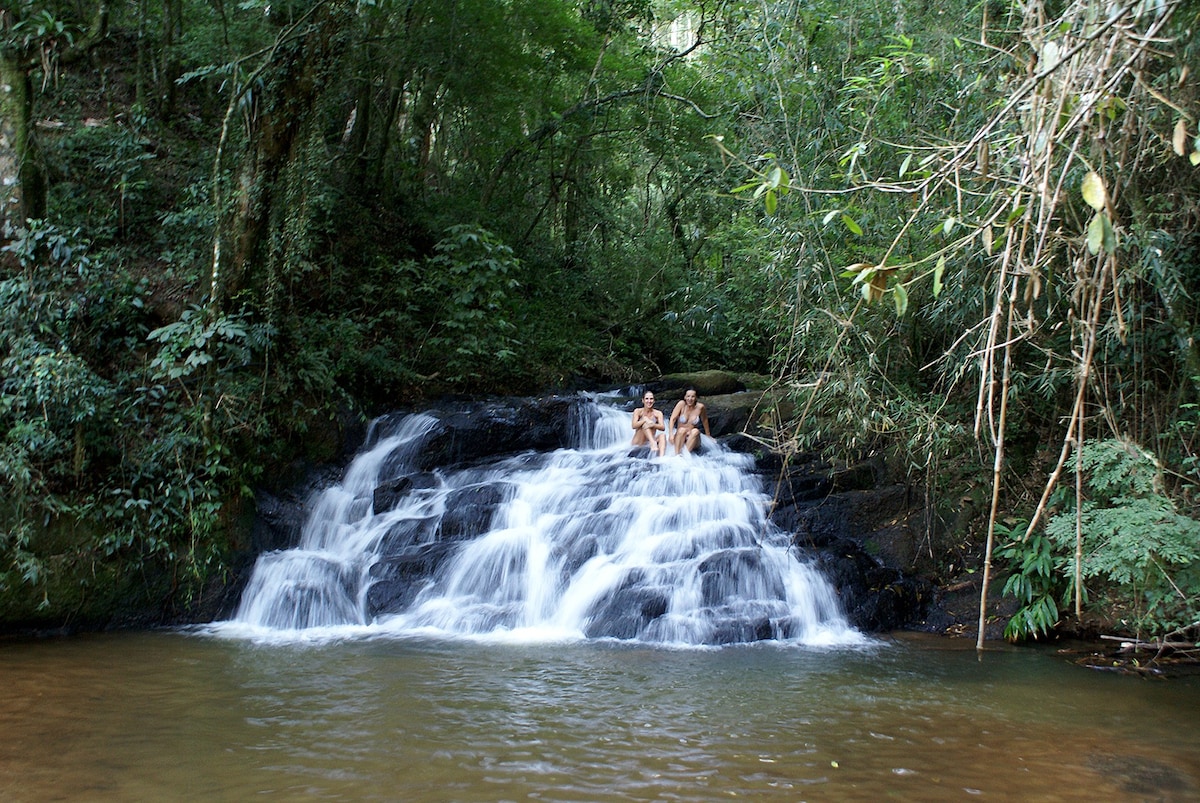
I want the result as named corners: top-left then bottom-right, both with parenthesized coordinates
top-left (251, 491), bottom-right (308, 554)
top-left (762, 455), bottom-right (938, 632)
top-left (814, 537), bottom-right (933, 632)
top-left (787, 484), bottom-right (914, 548)
top-left (699, 550), bottom-right (786, 605)
top-left (584, 574), bottom-right (669, 639)
top-left (438, 483), bottom-right (508, 541)
top-left (366, 542), bottom-right (460, 615)
top-left (378, 515), bottom-right (440, 554)
top-left (586, 602), bottom-right (670, 639)
top-left (702, 392), bottom-right (761, 437)
top-left (415, 396), bottom-right (576, 470)
top-left (557, 534), bottom-right (600, 580)
top-left (372, 472), bottom-right (440, 514)
top-left (710, 617), bottom-right (775, 644)
top-left (250, 463), bottom-right (343, 552)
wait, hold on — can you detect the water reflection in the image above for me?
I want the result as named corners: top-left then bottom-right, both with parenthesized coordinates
top-left (0, 632), bottom-right (1197, 801)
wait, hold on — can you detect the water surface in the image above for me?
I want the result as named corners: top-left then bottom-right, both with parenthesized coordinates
top-left (1, 631), bottom-right (1196, 801)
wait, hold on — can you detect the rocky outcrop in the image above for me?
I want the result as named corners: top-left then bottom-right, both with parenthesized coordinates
top-left (245, 392), bottom-right (941, 634)
top-left (650, 370), bottom-right (747, 397)
top-left (411, 397), bottom-right (576, 470)
top-left (748, 450), bottom-right (934, 633)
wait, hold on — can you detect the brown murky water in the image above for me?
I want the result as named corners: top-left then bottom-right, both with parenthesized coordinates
top-left (1, 630), bottom-right (1197, 801)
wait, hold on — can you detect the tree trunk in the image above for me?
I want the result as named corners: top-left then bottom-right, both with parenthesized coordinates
top-left (0, 52), bottom-right (44, 233)
top-left (1, 2), bottom-right (107, 237)
top-left (159, 0), bottom-right (183, 118)
top-left (224, 2), bottom-right (350, 307)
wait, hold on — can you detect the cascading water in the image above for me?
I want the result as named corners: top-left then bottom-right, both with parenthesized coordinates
top-left (231, 412), bottom-right (441, 630)
top-left (221, 397), bottom-right (861, 646)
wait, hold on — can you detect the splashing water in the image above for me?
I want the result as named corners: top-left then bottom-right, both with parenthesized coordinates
top-left (217, 398), bottom-right (861, 646)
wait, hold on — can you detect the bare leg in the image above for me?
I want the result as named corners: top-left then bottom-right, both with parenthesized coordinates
top-left (684, 428), bottom-right (701, 453)
top-left (655, 432), bottom-right (666, 456)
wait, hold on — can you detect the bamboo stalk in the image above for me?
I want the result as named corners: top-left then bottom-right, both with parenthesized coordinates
top-left (1075, 392), bottom-right (1084, 618)
top-left (978, 272), bottom-right (1020, 650)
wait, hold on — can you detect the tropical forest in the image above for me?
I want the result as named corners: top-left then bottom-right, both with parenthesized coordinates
top-left (2, 0), bottom-right (1199, 658)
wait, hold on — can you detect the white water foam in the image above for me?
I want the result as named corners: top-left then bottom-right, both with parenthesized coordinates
top-left (209, 398), bottom-right (863, 647)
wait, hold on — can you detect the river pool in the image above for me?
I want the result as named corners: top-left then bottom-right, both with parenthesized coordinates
top-left (1, 630), bottom-right (1196, 801)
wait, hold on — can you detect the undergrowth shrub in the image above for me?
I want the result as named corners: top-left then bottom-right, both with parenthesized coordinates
top-left (1001, 438), bottom-right (1200, 641)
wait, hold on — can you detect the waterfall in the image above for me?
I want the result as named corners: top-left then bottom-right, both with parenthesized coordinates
top-left (219, 398), bottom-right (861, 646)
top-left (231, 412), bottom-right (441, 630)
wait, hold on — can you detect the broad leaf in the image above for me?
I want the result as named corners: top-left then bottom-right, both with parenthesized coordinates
top-left (1081, 171), bottom-right (1106, 211)
top-left (1087, 213), bottom-right (1117, 255)
top-left (1087, 213), bottom-right (1105, 254)
top-left (893, 283), bottom-right (909, 316)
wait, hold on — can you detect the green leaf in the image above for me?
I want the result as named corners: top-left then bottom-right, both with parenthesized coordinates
top-left (1081, 171), bottom-right (1106, 211)
top-left (933, 255), bottom-right (946, 297)
top-left (1100, 214), bottom-right (1117, 254)
top-left (893, 283), bottom-right (909, 316)
top-left (898, 154), bottom-right (912, 178)
top-left (763, 165), bottom-right (789, 194)
top-left (1086, 214), bottom-right (1117, 255)
top-left (765, 190), bottom-right (777, 215)
top-left (1087, 213), bottom-right (1105, 254)
top-left (841, 215), bottom-right (863, 236)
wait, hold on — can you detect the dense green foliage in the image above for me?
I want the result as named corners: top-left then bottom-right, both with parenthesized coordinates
top-left (1, 0), bottom-right (1198, 641)
top-left (1042, 439), bottom-right (1200, 637)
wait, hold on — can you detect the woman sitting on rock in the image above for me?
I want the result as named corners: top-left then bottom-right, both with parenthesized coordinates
top-left (669, 388), bottom-right (710, 454)
top-left (631, 390), bottom-right (666, 456)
